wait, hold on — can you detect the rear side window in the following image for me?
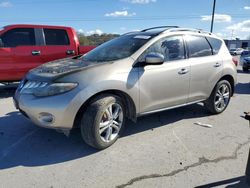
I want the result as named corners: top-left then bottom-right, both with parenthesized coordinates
top-left (206, 37), bottom-right (222, 55)
top-left (186, 35), bottom-right (212, 58)
top-left (44, 29), bottom-right (70, 45)
top-left (0, 28), bottom-right (35, 47)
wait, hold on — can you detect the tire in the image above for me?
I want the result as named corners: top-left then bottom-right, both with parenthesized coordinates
top-left (243, 67), bottom-right (249, 72)
top-left (204, 80), bottom-right (232, 114)
top-left (80, 94), bottom-right (125, 149)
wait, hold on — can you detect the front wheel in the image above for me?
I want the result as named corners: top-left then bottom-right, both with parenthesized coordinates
top-left (204, 80), bottom-right (232, 114)
top-left (80, 95), bottom-right (125, 149)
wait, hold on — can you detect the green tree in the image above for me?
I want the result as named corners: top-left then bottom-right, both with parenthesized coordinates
top-left (77, 32), bottom-right (120, 46)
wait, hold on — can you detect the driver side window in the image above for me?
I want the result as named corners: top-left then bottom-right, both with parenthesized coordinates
top-left (139, 35), bottom-right (185, 62)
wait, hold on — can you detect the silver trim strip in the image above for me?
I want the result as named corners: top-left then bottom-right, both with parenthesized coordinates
top-left (138, 99), bottom-right (205, 116)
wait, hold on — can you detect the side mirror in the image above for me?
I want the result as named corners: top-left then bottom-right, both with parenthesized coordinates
top-left (145, 53), bottom-right (164, 65)
top-left (0, 38), bottom-right (4, 47)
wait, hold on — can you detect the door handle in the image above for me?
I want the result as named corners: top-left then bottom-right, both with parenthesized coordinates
top-left (31, 50), bottom-right (41, 56)
top-left (178, 68), bottom-right (189, 75)
top-left (214, 62), bottom-right (221, 67)
top-left (66, 50), bottom-right (75, 55)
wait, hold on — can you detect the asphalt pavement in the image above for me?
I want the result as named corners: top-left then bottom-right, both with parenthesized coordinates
top-left (0, 66), bottom-right (249, 188)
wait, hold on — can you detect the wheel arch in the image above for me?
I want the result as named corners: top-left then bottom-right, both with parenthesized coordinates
top-left (218, 75), bottom-right (235, 96)
top-left (73, 89), bottom-right (137, 128)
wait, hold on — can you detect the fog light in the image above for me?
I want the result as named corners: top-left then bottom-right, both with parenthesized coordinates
top-left (38, 112), bottom-right (54, 124)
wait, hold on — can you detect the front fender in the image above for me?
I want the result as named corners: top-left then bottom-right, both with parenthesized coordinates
top-left (65, 71), bottom-right (140, 124)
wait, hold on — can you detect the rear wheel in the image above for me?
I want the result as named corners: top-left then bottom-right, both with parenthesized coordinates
top-left (204, 80), bottom-right (232, 114)
top-left (80, 95), bottom-right (125, 149)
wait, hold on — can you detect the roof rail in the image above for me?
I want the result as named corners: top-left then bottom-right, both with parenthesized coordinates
top-left (167, 28), bottom-right (211, 35)
top-left (141, 26), bottom-right (179, 32)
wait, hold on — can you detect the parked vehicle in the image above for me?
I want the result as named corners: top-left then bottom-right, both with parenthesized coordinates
top-left (14, 26), bottom-right (237, 149)
top-left (242, 56), bottom-right (250, 72)
top-left (229, 48), bottom-right (236, 55)
top-left (0, 24), bottom-right (95, 82)
top-left (229, 48), bottom-right (244, 56)
top-left (240, 50), bottom-right (250, 71)
top-left (241, 50), bottom-right (250, 57)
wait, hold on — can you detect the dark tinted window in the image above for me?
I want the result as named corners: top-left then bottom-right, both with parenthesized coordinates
top-left (44, 29), bottom-right (70, 45)
top-left (186, 35), bottom-right (212, 58)
top-left (206, 37), bottom-right (222, 55)
top-left (139, 35), bottom-right (185, 62)
top-left (0, 28), bottom-right (35, 47)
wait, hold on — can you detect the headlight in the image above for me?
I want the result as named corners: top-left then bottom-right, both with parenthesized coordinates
top-left (20, 81), bottom-right (78, 97)
top-left (17, 79), bottom-right (26, 91)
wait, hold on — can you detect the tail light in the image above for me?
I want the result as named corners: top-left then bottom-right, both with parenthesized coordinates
top-left (232, 57), bottom-right (238, 66)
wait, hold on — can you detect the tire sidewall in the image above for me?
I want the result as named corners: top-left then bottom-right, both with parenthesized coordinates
top-left (84, 95), bottom-right (125, 149)
top-left (212, 80), bottom-right (232, 114)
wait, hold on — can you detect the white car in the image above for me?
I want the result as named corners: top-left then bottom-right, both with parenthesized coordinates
top-left (230, 48), bottom-right (244, 56)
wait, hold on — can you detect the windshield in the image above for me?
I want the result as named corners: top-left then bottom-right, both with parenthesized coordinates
top-left (82, 34), bottom-right (152, 62)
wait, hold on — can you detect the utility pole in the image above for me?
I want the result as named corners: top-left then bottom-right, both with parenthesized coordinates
top-left (231, 29), bottom-right (235, 40)
top-left (210, 0), bottom-right (216, 33)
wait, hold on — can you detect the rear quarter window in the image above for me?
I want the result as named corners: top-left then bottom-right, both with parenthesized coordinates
top-left (44, 28), bottom-right (70, 45)
top-left (206, 37), bottom-right (222, 55)
top-left (186, 35), bottom-right (212, 58)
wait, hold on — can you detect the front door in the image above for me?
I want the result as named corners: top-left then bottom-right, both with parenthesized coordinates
top-left (0, 28), bottom-right (43, 81)
top-left (138, 35), bottom-right (190, 114)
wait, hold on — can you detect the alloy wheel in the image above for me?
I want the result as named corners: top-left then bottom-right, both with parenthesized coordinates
top-left (99, 103), bottom-right (123, 142)
top-left (214, 84), bottom-right (230, 112)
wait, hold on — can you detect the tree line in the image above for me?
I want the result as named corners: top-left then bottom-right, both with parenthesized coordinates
top-left (77, 33), bottom-right (120, 46)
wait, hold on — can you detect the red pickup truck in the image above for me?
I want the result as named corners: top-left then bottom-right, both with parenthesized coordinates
top-left (0, 24), bottom-right (95, 82)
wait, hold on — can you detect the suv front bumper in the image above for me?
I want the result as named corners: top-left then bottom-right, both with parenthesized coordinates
top-left (13, 89), bottom-right (81, 130)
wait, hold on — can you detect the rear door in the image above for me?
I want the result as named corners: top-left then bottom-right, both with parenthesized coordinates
top-left (41, 28), bottom-right (76, 63)
top-left (185, 35), bottom-right (223, 102)
top-left (0, 28), bottom-right (43, 81)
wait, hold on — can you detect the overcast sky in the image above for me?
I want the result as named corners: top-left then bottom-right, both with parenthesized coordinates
top-left (1, 0), bottom-right (250, 39)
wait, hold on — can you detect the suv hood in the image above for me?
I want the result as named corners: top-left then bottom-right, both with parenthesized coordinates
top-left (27, 56), bottom-right (109, 81)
